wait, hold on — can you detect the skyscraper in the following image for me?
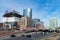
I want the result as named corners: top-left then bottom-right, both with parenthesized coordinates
top-left (50, 17), bottom-right (58, 30)
top-left (23, 8), bottom-right (32, 18)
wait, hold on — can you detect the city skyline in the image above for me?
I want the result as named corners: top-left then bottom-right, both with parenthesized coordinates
top-left (0, 0), bottom-right (60, 27)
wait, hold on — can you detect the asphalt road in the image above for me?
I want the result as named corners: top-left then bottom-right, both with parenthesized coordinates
top-left (1, 32), bottom-right (54, 40)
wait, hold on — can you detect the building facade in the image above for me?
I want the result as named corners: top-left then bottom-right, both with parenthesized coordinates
top-left (0, 23), bottom-right (3, 28)
top-left (3, 10), bottom-right (22, 29)
top-left (23, 8), bottom-right (32, 18)
top-left (37, 22), bottom-right (44, 29)
top-left (18, 16), bottom-right (32, 30)
top-left (33, 18), bottom-right (40, 27)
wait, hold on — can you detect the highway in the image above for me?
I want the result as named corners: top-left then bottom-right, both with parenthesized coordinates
top-left (1, 32), bottom-right (54, 40)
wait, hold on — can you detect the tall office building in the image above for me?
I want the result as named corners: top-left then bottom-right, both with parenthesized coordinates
top-left (50, 17), bottom-right (58, 30)
top-left (23, 8), bottom-right (32, 18)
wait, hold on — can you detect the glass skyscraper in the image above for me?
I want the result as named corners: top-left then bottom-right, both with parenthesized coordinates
top-left (23, 8), bottom-right (32, 18)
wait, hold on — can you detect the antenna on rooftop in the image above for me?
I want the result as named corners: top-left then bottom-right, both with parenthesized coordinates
top-left (13, 10), bottom-right (19, 13)
top-left (5, 10), bottom-right (8, 13)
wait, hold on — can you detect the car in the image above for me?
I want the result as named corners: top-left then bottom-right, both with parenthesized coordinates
top-left (26, 35), bottom-right (32, 38)
top-left (21, 34), bottom-right (25, 37)
top-left (55, 30), bottom-right (60, 33)
top-left (10, 34), bottom-right (16, 37)
top-left (21, 34), bottom-right (32, 38)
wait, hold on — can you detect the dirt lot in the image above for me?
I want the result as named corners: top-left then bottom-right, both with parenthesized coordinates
top-left (41, 33), bottom-right (60, 40)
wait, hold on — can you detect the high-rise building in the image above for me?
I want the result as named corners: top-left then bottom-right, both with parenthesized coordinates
top-left (33, 18), bottom-right (40, 27)
top-left (50, 17), bottom-right (58, 30)
top-left (23, 8), bottom-right (32, 18)
top-left (3, 10), bottom-right (23, 29)
top-left (18, 16), bottom-right (32, 30)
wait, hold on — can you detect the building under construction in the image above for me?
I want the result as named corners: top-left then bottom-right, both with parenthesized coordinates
top-left (3, 10), bottom-right (23, 30)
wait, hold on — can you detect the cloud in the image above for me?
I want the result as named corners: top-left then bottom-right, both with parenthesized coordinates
top-left (0, 0), bottom-right (37, 22)
top-left (0, 0), bottom-right (60, 27)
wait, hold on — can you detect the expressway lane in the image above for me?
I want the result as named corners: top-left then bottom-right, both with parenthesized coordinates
top-left (1, 32), bottom-right (54, 40)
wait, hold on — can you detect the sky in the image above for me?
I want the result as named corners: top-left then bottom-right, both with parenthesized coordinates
top-left (0, 0), bottom-right (60, 27)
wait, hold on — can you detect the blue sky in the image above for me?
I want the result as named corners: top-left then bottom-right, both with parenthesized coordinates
top-left (0, 0), bottom-right (60, 27)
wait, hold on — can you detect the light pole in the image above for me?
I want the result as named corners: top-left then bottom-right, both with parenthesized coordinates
top-left (35, 23), bottom-right (39, 40)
